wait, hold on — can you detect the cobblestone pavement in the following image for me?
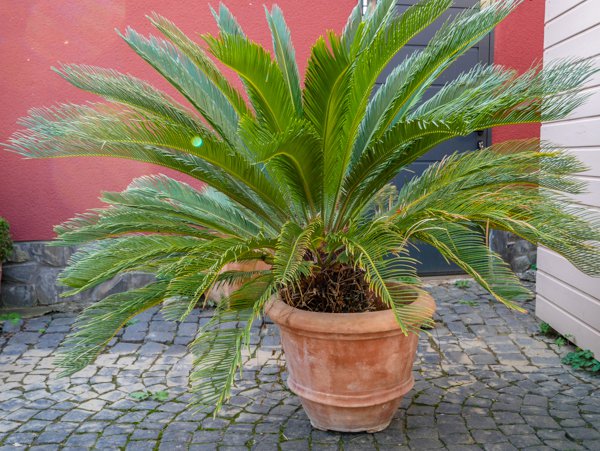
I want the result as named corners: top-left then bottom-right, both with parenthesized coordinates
top-left (1, 281), bottom-right (599, 450)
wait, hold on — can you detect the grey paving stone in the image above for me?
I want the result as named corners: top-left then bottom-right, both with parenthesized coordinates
top-left (1, 281), bottom-right (599, 450)
top-left (523, 415), bottom-right (561, 430)
top-left (35, 430), bottom-right (71, 444)
top-left (64, 433), bottom-right (99, 448)
top-left (3, 432), bottom-right (37, 445)
top-left (95, 434), bottom-right (129, 448)
top-left (126, 440), bottom-right (157, 450)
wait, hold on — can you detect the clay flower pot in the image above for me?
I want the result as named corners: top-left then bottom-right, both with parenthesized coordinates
top-left (265, 291), bottom-right (435, 432)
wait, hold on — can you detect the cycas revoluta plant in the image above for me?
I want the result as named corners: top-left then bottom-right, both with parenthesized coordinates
top-left (5, 0), bottom-right (600, 412)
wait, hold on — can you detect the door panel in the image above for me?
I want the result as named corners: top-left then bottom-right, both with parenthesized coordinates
top-left (380, 0), bottom-right (491, 275)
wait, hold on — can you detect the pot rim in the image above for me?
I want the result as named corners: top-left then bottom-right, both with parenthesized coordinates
top-left (265, 289), bottom-right (435, 335)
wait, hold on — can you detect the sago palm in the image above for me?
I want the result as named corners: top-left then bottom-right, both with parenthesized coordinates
top-left (6, 0), bottom-right (600, 412)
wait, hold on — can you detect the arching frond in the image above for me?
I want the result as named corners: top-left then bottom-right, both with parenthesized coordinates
top-left (59, 235), bottom-right (203, 295)
top-left (273, 220), bottom-right (321, 286)
top-left (265, 5), bottom-right (303, 115)
top-left (53, 64), bottom-right (207, 133)
top-left (119, 28), bottom-right (241, 147)
top-left (210, 2), bottom-right (245, 36)
top-left (348, 0), bottom-right (453, 168)
top-left (8, 103), bottom-right (289, 225)
top-left (391, 142), bottom-right (600, 276)
top-left (55, 281), bottom-right (169, 376)
top-left (189, 277), bottom-right (276, 412)
top-left (303, 31), bottom-right (353, 222)
top-left (414, 221), bottom-right (531, 311)
top-left (331, 0), bottom-right (453, 228)
top-left (244, 119), bottom-right (323, 216)
top-left (149, 13), bottom-right (251, 118)
top-left (342, 224), bottom-right (431, 334)
top-left (204, 33), bottom-right (296, 132)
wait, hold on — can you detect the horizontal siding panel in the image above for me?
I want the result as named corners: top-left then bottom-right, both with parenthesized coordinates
top-left (544, 25), bottom-right (600, 60)
top-left (544, 2), bottom-right (600, 49)
top-left (545, 0), bottom-right (586, 23)
top-left (567, 148), bottom-right (600, 176)
top-left (541, 117), bottom-right (600, 147)
top-left (536, 294), bottom-right (600, 357)
top-left (558, 85), bottom-right (600, 120)
top-left (541, 0), bottom-right (600, 362)
top-left (572, 176), bottom-right (600, 207)
top-left (538, 248), bottom-right (600, 297)
top-left (537, 272), bottom-right (600, 329)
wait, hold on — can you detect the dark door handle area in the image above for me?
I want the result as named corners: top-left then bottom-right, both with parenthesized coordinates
top-left (476, 130), bottom-right (485, 150)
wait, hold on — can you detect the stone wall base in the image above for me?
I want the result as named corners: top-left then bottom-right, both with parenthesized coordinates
top-left (1, 236), bottom-right (537, 310)
top-left (1, 241), bottom-right (154, 311)
top-left (490, 230), bottom-right (537, 281)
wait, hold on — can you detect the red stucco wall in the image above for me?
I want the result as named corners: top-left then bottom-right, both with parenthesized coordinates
top-left (0, 0), bottom-right (544, 241)
top-left (493, 0), bottom-right (545, 142)
top-left (0, 0), bottom-right (356, 241)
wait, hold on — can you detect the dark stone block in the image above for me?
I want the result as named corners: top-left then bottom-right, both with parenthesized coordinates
top-left (1, 284), bottom-right (35, 307)
top-left (2, 262), bottom-right (38, 283)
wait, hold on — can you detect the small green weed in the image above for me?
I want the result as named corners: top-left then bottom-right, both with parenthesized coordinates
top-left (554, 336), bottom-right (566, 348)
top-left (0, 312), bottom-right (22, 325)
top-left (129, 391), bottom-right (150, 401)
top-left (539, 321), bottom-right (555, 336)
top-left (129, 390), bottom-right (169, 402)
top-left (562, 349), bottom-right (600, 373)
top-left (458, 299), bottom-right (478, 307)
top-left (454, 280), bottom-right (470, 289)
top-left (529, 263), bottom-right (537, 271)
top-left (38, 328), bottom-right (46, 334)
top-left (152, 390), bottom-right (169, 402)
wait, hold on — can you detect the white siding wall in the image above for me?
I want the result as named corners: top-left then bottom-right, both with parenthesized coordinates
top-left (537, 0), bottom-right (600, 357)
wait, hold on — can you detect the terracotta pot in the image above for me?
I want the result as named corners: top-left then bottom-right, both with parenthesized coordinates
top-left (265, 291), bottom-right (435, 432)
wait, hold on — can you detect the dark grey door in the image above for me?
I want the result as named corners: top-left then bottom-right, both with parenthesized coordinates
top-left (382, 0), bottom-right (492, 275)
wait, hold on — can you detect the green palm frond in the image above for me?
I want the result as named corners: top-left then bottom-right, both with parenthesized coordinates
top-left (8, 103), bottom-right (289, 226)
top-left (53, 64), bottom-right (207, 132)
top-left (190, 308), bottom-right (253, 412)
top-left (244, 119), bottom-right (323, 215)
top-left (348, 0), bottom-right (453, 167)
top-left (189, 277), bottom-right (275, 412)
top-left (210, 2), bottom-right (245, 36)
top-left (341, 1), bottom-right (363, 52)
top-left (149, 13), bottom-right (252, 118)
top-left (303, 30), bottom-right (353, 222)
top-left (273, 220), bottom-right (321, 285)
top-left (390, 141), bottom-right (600, 276)
top-left (161, 236), bottom-right (274, 321)
top-left (415, 221), bottom-right (531, 311)
top-left (381, 0), bottom-right (520, 126)
top-left (56, 281), bottom-right (168, 376)
top-left (331, 0), bottom-right (453, 228)
top-left (265, 5), bottom-right (303, 115)
top-left (360, 0), bottom-right (397, 49)
top-left (204, 32), bottom-right (297, 133)
top-left (342, 224), bottom-right (430, 333)
top-left (4, 0), bottom-right (600, 415)
top-left (119, 28), bottom-right (241, 147)
top-left (59, 235), bottom-right (203, 295)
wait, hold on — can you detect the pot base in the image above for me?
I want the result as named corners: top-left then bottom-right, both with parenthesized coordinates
top-left (302, 398), bottom-right (402, 433)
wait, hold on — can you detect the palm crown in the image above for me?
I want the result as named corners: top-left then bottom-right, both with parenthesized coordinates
top-left (6, 0), bottom-right (600, 412)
